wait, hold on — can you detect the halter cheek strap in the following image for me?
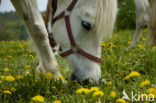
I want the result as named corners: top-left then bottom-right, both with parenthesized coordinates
top-left (49, 0), bottom-right (102, 63)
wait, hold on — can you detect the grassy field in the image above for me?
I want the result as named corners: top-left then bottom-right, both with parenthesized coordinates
top-left (0, 30), bottom-right (156, 103)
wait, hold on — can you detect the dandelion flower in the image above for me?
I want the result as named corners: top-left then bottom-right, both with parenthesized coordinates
top-left (53, 100), bottom-right (62, 103)
top-left (76, 88), bottom-right (90, 94)
top-left (19, 43), bottom-right (23, 48)
top-left (116, 98), bottom-right (126, 103)
top-left (3, 68), bottom-right (9, 72)
top-left (142, 38), bottom-right (146, 41)
top-left (25, 65), bottom-right (30, 69)
top-left (52, 86), bottom-right (56, 89)
top-left (5, 75), bottom-right (15, 82)
top-left (8, 55), bottom-right (13, 58)
top-left (93, 90), bottom-right (104, 98)
top-left (107, 42), bottom-right (113, 47)
top-left (147, 88), bottom-right (156, 94)
top-left (11, 88), bottom-right (16, 92)
top-left (107, 81), bottom-right (112, 86)
top-left (1, 76), bottom-right (5, 79)
top-left (25, 71), bottom-right (30, 76)
top-left (137, 44), bottom-right (143, 49)
top-left (128, 41), bottom-right (131, 45)
top-left (0, 80), bottom-right (3, 84)
top-left (110, 91), bottom-right (116, 98)
top-left (90, 87), bottom-right (99, 92)
top-left (29, 55), bottom-right (34, 58)
top-left (45, 72), bottom-right (52, 79)
top-left (124, 71), bottom-right (140, 80)
top-left (31, 95), bottom-right (44, 103)
top-left (114, 34), bottom-right (118, 38)
top-left (57, 76), bottom-right (64, 80)
top-left (3, 90), bottom-right (12, 95)
top-left (16, 75), bottom-right (24, 80)
top-left (141, 80), bottom-right (150, 87)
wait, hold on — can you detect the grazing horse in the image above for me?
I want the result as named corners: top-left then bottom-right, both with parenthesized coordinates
top-left (11, 0), bottom-right (117, 82)
top-left (128, 0), bottom-right (151, 49)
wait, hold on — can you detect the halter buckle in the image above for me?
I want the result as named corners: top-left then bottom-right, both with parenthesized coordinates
top-left (64, 9), bottom-right (70, 16)
top-left (71, 46), bottom-right (78, 53)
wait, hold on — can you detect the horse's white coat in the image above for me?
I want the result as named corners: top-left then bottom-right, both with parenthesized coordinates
top-left (128, 0), bottom-right (151, 48)
top-left (49, 0), bottom-right (117, 81)
top-left (11, 0), bottom-right (62, 78)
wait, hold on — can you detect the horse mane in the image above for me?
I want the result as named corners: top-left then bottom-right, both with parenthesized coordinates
top-left (93, 0), bottom-right (117, 40)
top-left (42, 0), bottom-right (58, 26)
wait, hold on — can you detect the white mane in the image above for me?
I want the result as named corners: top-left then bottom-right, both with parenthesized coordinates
top-left (93, 0), bottom-right (117, 40)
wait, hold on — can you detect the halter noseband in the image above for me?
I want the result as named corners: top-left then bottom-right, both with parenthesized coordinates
top-left (49, 0), bottom-right (102, 63)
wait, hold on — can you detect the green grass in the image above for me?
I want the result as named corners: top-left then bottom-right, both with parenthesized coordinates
top-left (0, 30), bottom-right (156, 103)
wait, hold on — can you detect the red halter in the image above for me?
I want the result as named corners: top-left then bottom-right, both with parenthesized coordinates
top-left (50, 0), bottom-right (102, 63)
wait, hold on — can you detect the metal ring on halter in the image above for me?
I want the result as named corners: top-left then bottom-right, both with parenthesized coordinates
top-left (64, 9), bottom-right (70, 16)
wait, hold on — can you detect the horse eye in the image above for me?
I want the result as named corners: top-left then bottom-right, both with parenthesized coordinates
top-left (81, 20), bottom-right (92, 31)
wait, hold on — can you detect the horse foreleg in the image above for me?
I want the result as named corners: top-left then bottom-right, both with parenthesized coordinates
top-left (11, 0), bottom-right (62, 78)
top-left (148, 0), bottom-right (156, 45)
top-left (128, 22), bottom-right (144, 49)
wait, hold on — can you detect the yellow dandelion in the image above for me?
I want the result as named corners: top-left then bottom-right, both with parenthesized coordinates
top-left (52, 86), bottom-right (56, 89)
top-left (1, 76), bottom-right (5, 79)
top-left (107, 81), bottom-right (112, 86)
top-left (0, 80), bottom-right (3, 84)
top-left (129, 71), bottom-right (140, 77)
top-left (90, 87), bottom-right (99, 92)
top-left (25, 71), bottom-right (30, 76)
top-left (147, 88), bottom-right (156, 94)
top-left (142, 38), bottom-right (146, 41)
top-left (107, 42), bottom-right (113, 47)
top-left (11, 88), bottom-right (16, 92)
top-left (45, 72), bottom-right (52, 79)
top-left (19, 43), bottom-right (24, 48)
top-left (128, 52), bottom-right (132, 56)
top-left (76, 88), bottom-right (91, 94)
top-left (114, 34), bottom-right (118, 38)
top-left (66, 69), bottom-right (71, 73)
top-left (5, 75), bottom-right (15, 82)
top-left (137, 44), bottom-right (143, 49)
top-left (128, 41), bottom-right (131, 45)
top-left (57, 76), bottom-right (65, 80)
top-left (110, 91), bottom-right (116, 98)
top-left (16, 75), bottom-right (24, 80)
top-left (29, 55), bottom-right (34, 58)
top-left (53, 100), bottom-right (62, 103)
top-left (141, 80), bottom-right (151, 87)
top-left (31, 95), bottom-right (44, 103)
top-left (8, 55), bottom-right (13, 58)
top-left (3, 90), bottom-right (12, 95)
top-left (124, 71), bottom-right (140, 80)
top-left (25, 65), bottom-right (30, 69)
top-left (116, 98), bottom-right (126, 103)
top-left (93, 90), bottom-right (104, 98)
top-left (3, 68), bottom-right (9, 72)
top-left (101, 42), bottom-right (106, 47)
top-left (153, 46), bottom-right (156, 49)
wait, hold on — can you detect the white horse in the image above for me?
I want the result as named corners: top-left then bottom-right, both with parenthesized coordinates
top-left (11, 0), bottom-right (117, 82)
top-left (128, 0), bottom-right (151, 48)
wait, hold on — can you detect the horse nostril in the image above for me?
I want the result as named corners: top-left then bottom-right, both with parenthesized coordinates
top-left (81, 20), bottom-right (92, 31)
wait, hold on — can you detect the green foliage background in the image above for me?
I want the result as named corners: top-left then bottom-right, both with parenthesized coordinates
top-left (116, 0), bottom-right (136, 30)
top-left (0, 12), bottom-right (28, 41)
top-left (0, 0), bottom-right (136, 40)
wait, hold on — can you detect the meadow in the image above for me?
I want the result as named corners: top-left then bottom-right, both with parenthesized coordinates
top-left (0, 30), bottom-right (156, 103)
